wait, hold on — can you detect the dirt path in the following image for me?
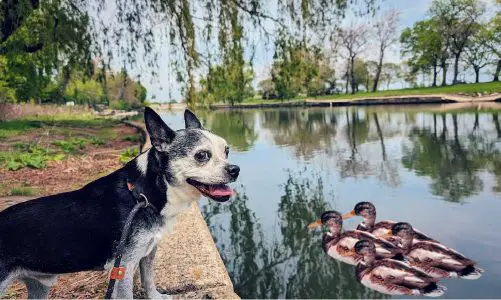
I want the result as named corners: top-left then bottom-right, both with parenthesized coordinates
top-left (0, 119), bottom-right (237, 299)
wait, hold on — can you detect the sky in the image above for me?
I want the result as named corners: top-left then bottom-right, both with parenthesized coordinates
top-left (135, 0), bottom-right (494, 102)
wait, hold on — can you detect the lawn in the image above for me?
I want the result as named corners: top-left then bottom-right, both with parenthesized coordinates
top-left (232, 81), bottom-right (501, 106)
top-left (0, 113), bottom-right (140, 197)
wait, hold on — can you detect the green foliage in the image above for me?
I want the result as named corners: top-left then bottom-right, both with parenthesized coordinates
top-left (120, 147), bottom-right (139, 164)
top-left (10, 184), bottom-right (36, 196)
top-left (52, 136), bottom-right (104, 153)
top-left (53, 138), bottom-right (88, 153)
top-left (400, 19), bottom-right (445, 81)
top-left (122, 135), bottom-right (141, 143)
top-left (0, 143), bottom-right (64, 170)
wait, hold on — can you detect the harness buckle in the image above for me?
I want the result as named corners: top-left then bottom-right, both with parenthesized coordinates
top-left (110, 267), bottom-right (126, 280)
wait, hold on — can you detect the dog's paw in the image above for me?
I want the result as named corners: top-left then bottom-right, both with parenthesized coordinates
top-left (147, 288), bottom-right (172, 299)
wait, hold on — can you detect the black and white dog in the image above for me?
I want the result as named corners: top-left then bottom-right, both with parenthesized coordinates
top-left (0, 108), bottom-right (240, 298)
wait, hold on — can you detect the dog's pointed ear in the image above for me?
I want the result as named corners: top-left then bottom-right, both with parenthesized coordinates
top-left (144, 107), bottom-right (175, 151)
top-left (184, 109), bottom-right (202, 129)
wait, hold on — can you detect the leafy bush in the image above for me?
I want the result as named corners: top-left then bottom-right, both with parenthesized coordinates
top-left (10, 184), bottom-right (35, 196)
top-left (122, 135), bottom-right (140, 143)
top-left (119, 147), bottom-right (139, 164)
top-left (0, 144), bottom-right (65, 171)
top-left (53, 138), bottom-right (88, 153)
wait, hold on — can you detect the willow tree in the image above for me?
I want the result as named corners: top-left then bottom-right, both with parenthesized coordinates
top-left (1, 0), bottom-right (376, 104)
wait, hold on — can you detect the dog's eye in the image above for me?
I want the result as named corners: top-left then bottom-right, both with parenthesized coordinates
top-left (225, 146), bottom-right (229, 158)
top-left (195, 151), bottom-right (211, 162)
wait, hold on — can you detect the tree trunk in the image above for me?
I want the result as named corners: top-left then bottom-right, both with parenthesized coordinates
top-left (350, 56), bottom-right (356, 95)
top-left (57, 65), bottom-right (71, 103)
top-left (372, 50), bottom-right (384, 92)
top-left (432, 62), bottom-right (438, 87)
top-left (453, 52), bottom-right (461, 84)
top-left (345, 69), bottom-right (349, 94)
top-left (474, 67), bottom-right (480, 83)
top-left (373, 113), bottom-right (386, 161)
top-left (494, 59), bottom-right (501, 82)
top-left (441, 60), bottom-right (448, 86)
top-left (493, 113), bottom-right (501, 138)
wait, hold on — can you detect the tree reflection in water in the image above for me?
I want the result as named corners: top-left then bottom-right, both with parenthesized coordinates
top-left (201, 169), bottom-right (388, 299)
top-left (197, 110), bottom-right (258, 152)
top-left (401, 112), bottom-right (501, 203)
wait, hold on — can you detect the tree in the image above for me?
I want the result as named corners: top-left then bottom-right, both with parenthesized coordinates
top-left (353, 59), bottom-right (370, 92)
top-left (484, 8), bottom-right (501, 81)
top-left (338, 24), bottom-right (370, 94)
top-left (372, 10), bottom-right (400, 92)
top-left (400, 19), bottom-right (448, 87)
top-left (1, 0), bottom-right (377, 104)
top-left (429, 0), bottom-right (486, 84)
top-left (463, 24), bottom-right (493, 83)
top-left (381, 62), bottom-right (401, 90)
top-left (258, 78), bottom-right (277, 99)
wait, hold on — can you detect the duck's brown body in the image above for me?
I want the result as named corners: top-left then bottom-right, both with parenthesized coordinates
top-left (353, 240), bottom-right (446, 297)
top-left (401, 240), bottom-right (482, 279)
top-left (356, 258), bottom-right (444, 296)
top-left (322, 230), bottom-right (404, 265)
top-left (357, 220), bottom-right (438, 244)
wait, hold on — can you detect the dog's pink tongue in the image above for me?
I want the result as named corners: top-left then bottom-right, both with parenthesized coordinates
top-left (207, 185), bottom-right (234, 197)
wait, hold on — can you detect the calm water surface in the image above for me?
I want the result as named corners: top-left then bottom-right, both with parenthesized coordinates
top-left (161, 106), bottom-right (501, 299)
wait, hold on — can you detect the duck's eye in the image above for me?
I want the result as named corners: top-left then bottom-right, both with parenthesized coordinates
top-left (425, 257), bottom-right (433, 263)
top-left (225, 146), bottom-right (229, 158)
top-left (195, 151), bottom-right (211, 162)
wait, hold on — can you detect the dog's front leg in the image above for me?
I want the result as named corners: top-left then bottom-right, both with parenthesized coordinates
top-left (113, 260), bottom-right (137, 299)
top-left (140, 246), bottom-right (171, 299)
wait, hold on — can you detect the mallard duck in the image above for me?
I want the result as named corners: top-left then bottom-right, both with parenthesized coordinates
top-left (308, 211), bottom-right (404, 265)
top-left (384, 222), bottom-right (483, 280)
top-left (350, 240), bottom-right (446, 297)
top-left (342, 202), bottom-right (438, 244)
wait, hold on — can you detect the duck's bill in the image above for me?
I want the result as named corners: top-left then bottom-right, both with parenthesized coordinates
top-left (307, 219), bottom-right (322, 229)
top-left (342, 210), bottom-right (356, 220)
top-left (341, 249), bottom-right (356, 257)
top-left (381, 230), bottom-right (393, 239)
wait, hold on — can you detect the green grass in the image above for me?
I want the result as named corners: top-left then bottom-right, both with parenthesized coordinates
top-left (122, 135), bottom-right (141, 143)
top-left (313, 81), bottom-right (501, 101)
top-left (10, 185), bottom-right (36, 196)
top-left (0, 114), bottom-right (119, 139)
top-left (119, 147), bottom-right (139, 164)
top-left (0, 143), bottom-right (65, 171)
top-left (229, 82), bottom-right (501, 106)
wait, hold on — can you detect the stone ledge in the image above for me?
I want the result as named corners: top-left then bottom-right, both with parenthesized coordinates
top-left (1, 198), bottom-right (238, 299)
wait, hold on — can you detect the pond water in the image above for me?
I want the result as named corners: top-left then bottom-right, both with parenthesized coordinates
top-left (161, 106), bottom-right (501, 299)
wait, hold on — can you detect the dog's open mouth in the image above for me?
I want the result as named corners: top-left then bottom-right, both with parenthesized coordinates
top-left (187, 178), bottom-right (234, 202)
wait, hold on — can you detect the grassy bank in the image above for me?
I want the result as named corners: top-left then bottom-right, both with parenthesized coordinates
top-left (236, 81), bottom-right (501, 106)
top-left (0, 113), bottom-right (141, 197)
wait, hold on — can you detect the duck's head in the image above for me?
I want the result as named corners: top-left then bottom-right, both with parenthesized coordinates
top-left (307, 210), bottom-right (343, 234)
top-left (351, 239), bottom-right (377, 264)
top-left (387, 222), bottom-right (414, 238)
top-left (354, 239), bottom-right (376, 256)
top-left (342, 202), bottom-right (376, 221)
top-left (383, 222), bottom-right (414, 248)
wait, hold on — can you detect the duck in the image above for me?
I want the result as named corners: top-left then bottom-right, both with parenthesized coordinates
top-left (384, 222), bottom-right (483, 280)
top-left (342, 202), bottom-right (438, 244)
top-left (350, 239), bottom-right (446, 297)
top-left (308, 211), bottom-right (405, 266)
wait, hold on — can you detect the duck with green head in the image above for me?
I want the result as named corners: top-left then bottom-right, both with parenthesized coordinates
top-left (308, 211), bottom-right (405, 265)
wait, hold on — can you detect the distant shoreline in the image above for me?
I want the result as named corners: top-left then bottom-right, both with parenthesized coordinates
top-left (209, 93), bottom-right (501, 110)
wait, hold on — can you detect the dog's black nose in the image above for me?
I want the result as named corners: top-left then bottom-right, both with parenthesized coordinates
top-left (226, 164), bottom-right (240, 181)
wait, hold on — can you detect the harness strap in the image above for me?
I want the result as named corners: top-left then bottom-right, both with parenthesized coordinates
top-left (104, 181), bottom-right (150, 299)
